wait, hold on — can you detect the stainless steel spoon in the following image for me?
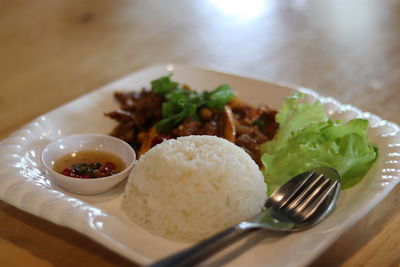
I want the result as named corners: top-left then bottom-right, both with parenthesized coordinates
top-left (150, 167), bottom-right (341, 267)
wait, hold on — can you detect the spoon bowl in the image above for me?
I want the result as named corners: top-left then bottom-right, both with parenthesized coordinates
top-left (264, 167), bottom-right (341, 230)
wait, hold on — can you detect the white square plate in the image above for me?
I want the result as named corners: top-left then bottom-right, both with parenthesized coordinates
top-left (0, 64), bottom-right (399, 266)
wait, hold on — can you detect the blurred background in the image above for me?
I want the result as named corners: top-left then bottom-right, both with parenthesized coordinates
top-left (0, 0), bottom-right (399, 266)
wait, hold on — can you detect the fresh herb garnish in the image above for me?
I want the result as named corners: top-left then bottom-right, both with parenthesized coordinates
top-left (204, 85), bottom-right (234, 110)
top-left (151, 74), bottom-right (234, 133)
top-left (151, 74), bottom-right (179, 95)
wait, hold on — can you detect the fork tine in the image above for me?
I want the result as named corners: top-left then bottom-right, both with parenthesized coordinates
top-left (284, 173), bottom-right (324, 211)
top-left (296, 179), bottom-right (339, 222)
top-left (292, 177), bottom-right (330, 215)
top-left (276, 170), bottom-right (316, 209)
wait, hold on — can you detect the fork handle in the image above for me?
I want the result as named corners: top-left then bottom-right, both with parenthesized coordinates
top-left (149, 222), bottom-right (259, 267)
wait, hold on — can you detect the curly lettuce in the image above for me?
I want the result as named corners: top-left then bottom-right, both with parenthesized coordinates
top-left (261, 93), bottom-right (378, 194)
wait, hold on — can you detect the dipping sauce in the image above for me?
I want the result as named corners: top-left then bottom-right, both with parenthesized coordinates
top-left (54, 150), bottom-right (125, 179)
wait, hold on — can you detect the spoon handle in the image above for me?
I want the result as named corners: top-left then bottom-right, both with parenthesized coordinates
top-left (149, 222), bottom-right (258, 267)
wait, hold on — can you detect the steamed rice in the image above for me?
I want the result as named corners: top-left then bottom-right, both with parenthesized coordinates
top-left (122, 135), bottom-right (267, 241)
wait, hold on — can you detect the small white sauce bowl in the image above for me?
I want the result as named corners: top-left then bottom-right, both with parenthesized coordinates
top-left (41, 133), bottom-right (136, 194)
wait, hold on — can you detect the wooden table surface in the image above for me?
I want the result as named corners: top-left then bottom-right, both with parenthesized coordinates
top-left (1, 0), bottom-right (399, 266)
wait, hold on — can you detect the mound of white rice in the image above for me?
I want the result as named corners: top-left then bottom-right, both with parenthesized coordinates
top-left (122, 135), bottom-right (267, 241)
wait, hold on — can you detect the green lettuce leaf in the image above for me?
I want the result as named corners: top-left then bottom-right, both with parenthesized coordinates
top-left (261, 94), bottom-right (378, 194)
top-left (260, 93), bottom-right (328, 155)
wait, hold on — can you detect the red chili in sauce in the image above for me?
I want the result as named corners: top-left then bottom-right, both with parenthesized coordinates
top-left (54, 150), bottom-right (125, 179)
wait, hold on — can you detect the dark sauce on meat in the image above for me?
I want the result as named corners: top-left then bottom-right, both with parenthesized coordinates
top-left (105, 89), bottom-right (278, 166)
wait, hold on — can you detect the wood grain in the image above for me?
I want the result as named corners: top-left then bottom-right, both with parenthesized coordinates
top-left (1, 0), bottom-right (399, 266)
